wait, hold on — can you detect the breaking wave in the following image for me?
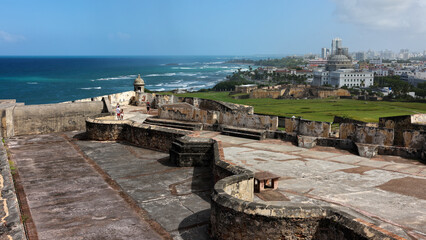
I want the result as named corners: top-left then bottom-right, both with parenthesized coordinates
top-left (80, 87), bottom-right (102, 90)
top-left (96, 75), bottom-right (136, 81)
top-left (145, 73), bottom-right (176, 77)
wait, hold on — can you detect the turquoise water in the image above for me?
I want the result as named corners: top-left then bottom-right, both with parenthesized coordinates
top-left (0, 56), bottom-right (250, 105)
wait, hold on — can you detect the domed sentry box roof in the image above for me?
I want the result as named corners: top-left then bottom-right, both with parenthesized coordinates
top-left (134, 74), bottom-right (145, 92)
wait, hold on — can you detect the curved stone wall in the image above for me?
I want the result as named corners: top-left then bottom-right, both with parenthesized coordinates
top-left (211, 141), bottom-right (401, 240)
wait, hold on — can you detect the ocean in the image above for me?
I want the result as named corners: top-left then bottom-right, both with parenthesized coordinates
top-left (0, 56), bottom-right (250, 105)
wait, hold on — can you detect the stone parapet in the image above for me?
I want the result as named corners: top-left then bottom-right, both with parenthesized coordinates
top-left (86, 117), bottom-right (191, 152)
top-left (379, 114), bottom-right (426, 146)
top-left (158, 103), bottom-right (277, 130)
top-left (402, 130), bottom-right (425, 149)
top-left (0, 142), bottom-right (25, 240)
top-left (354, 125), bottom-right (394, 146)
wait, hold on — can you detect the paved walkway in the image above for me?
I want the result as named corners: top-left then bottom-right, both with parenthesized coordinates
top-left (201, 132), bottom-right (426, 240)
top-left (74, 139), bottom-right (212, 240)
top-left (7, 133), bottom-right (165, 240)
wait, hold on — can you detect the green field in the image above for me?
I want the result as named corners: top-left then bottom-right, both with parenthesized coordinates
top-left (173, 91), bottom-right (426, 122)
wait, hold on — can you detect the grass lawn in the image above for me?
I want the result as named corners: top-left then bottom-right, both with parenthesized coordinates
top-left (172, 91), bottom-right (426, 122)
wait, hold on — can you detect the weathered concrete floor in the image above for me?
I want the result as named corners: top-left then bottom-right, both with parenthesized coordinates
top-left (204, 133), bottom-right (426, 240)
top-left (7, 133), bottom-right (165, 240)
top-left (74, 138), bottom-right (212, 240)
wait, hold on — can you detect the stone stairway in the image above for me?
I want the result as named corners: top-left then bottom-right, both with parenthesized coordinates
top-left (221, 125), bottom-right (266, 140)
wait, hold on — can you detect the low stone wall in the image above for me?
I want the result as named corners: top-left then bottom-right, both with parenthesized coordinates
top-left (86, 117), bottom-right (191, 152)
top-left (158, 103), bottom-right (220, 125)
top-left (298, 119), bottom-right (331, 138)
top-left (284, 117), bottom-right (300, 133)
top-left (153, 94), bottom-right (179, 108)
top-left (72, 90), bottom-right (135, 106)
top-left (196, 98), bottom-right (253, 114)
top-left (0, 142), bottom-right (25, 240)
top-left (219, 112), bottom-right (278, 130)
top-left (249, 89), bottom-right (283, 99)
top-left (402, 130), bottom-right (425, 149)
top-left (284, 118), bottom-right (330, 137)
top-left (379, 114), bottom-right (426, 146)
top-left (339, 123), bottom-right (356, 140)
top-left (354, 125), bottom-right (394, 146)
top-left (158, 103), bottom-right (277, 130)
top-left (11, 101), bottom-right (108, 137)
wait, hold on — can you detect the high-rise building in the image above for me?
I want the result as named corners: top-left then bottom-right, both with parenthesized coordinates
top-left (321, 48), bottom-right (330, 59)
top-left (331, 38), bottom-right (342, 56)
top-left (341, 47), bottom-right (349, 58)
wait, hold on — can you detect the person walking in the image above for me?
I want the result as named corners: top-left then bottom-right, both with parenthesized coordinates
top-left (120, 109), bottom-right (124, 120)
top-left (146, 101), bottom-right (150, 114)
top-left (116, 104), bottom-right (121, 120)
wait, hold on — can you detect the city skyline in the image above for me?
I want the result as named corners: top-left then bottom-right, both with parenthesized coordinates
top-left (0, 0), bottom-right (425, 56)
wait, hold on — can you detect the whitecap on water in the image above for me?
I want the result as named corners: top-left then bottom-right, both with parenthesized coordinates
top-left (96, 75), bottom-right (136, 81)
top-left (145, 73), bottom-right (176, 77)
top-left (80, 87), bottom-right (102, 90)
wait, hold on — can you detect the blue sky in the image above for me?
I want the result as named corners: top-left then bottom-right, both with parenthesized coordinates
top-left (0, 0), bottom-right (425, 56)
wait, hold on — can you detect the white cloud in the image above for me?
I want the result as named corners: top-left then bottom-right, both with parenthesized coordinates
top-left (0, 30), bottom-right (25, 43)
top-left (332, 0), bottom-right (426, 32)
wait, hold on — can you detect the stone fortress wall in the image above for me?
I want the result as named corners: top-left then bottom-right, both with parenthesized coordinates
top-left (1, 100), bottom-right (109, 138)
top-left (248, 85), bottom-right (351, 99)
top-left (84, 117), bottom-right (403, 239)
top-left (1, 88), bottom-right (424, 239)
top-left (1, 90), bottom-right (424, 159)
top-left (0, 90), bottom-right (139, 138)
top-left (283, 114), bottom-right (425, 159)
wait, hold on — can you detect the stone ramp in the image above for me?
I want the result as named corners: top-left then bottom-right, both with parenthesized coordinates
top-left (7, 133), bottom-right (165, 240)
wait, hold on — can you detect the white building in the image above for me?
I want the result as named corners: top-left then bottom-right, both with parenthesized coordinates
top-left (394, 70), bottom-right (412, 76)
top-left (313, 69), bottom-right (330, 86)
top-left (330, 69), bottom-right (374, 88)
top-left (401, 72), bottom-right (426, 86)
